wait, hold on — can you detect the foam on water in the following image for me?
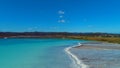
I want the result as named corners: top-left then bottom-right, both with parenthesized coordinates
top-left (0, 38), bottom-right (88, 68)
top-left (65, 43), bottom-right (89, 68)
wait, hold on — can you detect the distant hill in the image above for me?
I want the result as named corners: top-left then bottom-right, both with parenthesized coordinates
top-left (1, 32), bottom-right (120, 43)
top-left (0, 32), bottom-right (120, 38)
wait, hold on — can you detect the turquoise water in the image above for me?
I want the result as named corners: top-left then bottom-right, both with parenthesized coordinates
top-left (0, 38), bottom-right (86, 68)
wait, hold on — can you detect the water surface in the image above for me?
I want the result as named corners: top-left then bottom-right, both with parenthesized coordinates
top-left (0, 38), bottom-right (86, 68)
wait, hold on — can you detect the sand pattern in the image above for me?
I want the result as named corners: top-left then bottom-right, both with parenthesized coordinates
top-left (70, 42), bottom-right (120, 68)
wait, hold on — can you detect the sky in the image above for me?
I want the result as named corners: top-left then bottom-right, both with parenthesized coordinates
top-left (0, 0), bottom-right (120, 33)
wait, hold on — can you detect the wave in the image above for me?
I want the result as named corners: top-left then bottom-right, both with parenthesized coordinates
top-left (65, 43), bottom-right (89, 68)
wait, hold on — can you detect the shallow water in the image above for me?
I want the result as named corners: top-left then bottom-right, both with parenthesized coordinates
top-left (0, 38), bottom-right (86, 68)
top-left (1, 38), bottom-right (119, 68)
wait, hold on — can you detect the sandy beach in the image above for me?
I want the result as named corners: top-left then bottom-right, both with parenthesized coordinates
top-left (70, 42), bottom-right (120, 68)
top-left (75, 42), bottom-right (120, 50)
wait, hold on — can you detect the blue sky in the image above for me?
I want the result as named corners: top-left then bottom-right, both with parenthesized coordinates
top-left (0, 0), bottom-right (120, 33)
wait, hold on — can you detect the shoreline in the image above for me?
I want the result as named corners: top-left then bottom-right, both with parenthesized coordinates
top-left (1, 36), bottom-right (120, 44)
top-left (74, 42), bottom-right (120, 50)
top-left (65, 43), bottom-right (89, 68)
top-left (70, 42), bottom-right (120, 68)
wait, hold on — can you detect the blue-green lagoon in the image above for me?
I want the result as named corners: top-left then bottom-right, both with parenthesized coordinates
top-left (0, 38), bottom-right (87, 68)
top-left (1, 38), bottom-right (120, 68)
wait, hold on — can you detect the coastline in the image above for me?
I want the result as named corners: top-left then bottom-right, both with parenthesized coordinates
top-left (1, 32), bottom-right (120, 44)
top-left (74, 42), bottom-right (120, 50)
top-left (69, 42), bottom-right (120, 68)
top-left (1, 37), bottom-right (120, 68)
top-left (65, 43), bottom-right (89, 68)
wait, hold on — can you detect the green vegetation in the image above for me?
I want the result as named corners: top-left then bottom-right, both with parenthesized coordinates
top-left (0, 32), bottom-right (120, 44)
top-left (67, 36), bottom-right (120, 44)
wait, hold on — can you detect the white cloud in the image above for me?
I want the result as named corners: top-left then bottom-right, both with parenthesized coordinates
top-left (58, 19), bottom-right (65, 23)
top-left (58, 10), bottom-right (65, 14)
